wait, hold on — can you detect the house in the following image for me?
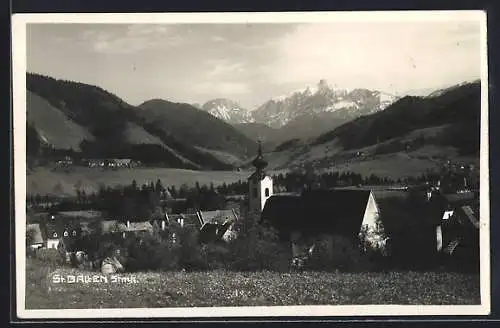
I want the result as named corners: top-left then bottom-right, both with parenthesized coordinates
top-left (126, 220), bottom-right (154, 236)
top-left (26, 223), bottom-right (44, 249)
top-left (429, 191), bottom-right (478, 251)
top-left (435, 204), bottom-right (479, 258)
top-left (45, 222), bottom-right (61, 249)
top-left (198, 209), bottom-right (239, 243)
top-left (55, 156), bottom-right (73, 167)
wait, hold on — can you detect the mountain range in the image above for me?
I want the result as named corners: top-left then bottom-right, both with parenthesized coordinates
top-left (200, 79), bottom-right (399, 147)
top-left (260, 80), bottom-right (481, 173)
top-left (25, 72), bottom-right (480, 175)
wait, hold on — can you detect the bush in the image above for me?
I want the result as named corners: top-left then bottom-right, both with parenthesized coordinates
top-left (34, 248), bottom-right (63, 267)
top-left (308, 235), bottom-right (375, 272)
top-left (224, 213), bottom-right (291, 271)
top-left (125, 233), bottom-right (180, 272)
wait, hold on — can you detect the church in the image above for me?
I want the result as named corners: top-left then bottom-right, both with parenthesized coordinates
top-left (246, 142), bottom-right (390, 266)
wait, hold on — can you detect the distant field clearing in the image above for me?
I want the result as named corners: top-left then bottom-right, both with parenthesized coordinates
top-left (27, 167), bottom-right (252, 196)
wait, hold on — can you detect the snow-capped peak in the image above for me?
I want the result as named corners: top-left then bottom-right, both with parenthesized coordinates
top-left (251, 80), bottom-right (398, 128)
top-left (201, 98), bottom-right (254, 124)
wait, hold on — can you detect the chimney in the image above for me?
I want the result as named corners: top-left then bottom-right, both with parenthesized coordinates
top-left (127, 220), bottom-right (130, 229)
top-left (161, 220), bottom-right (166, 231)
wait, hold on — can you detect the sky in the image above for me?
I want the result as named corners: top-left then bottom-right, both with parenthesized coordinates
top-left (26, 19), bottom-right (482, 109)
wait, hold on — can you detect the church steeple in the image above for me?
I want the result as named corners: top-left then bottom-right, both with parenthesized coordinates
top-left (251, 140), bottom-right (268, 174)
top-left (248, 140), bottom-right (273, 213)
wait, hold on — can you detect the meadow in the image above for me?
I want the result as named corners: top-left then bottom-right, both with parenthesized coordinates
top-left (26, 257), bottom-right (480, 309)
top-left (27, 167), bottom-right (252, 197)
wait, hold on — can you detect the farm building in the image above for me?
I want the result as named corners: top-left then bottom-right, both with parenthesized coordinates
top-left (82, 158), bottom-right (139, 168)
top-left (429, 191), bottom-right (480, 266)
top-left (26, 223), bottom-right (44, 249)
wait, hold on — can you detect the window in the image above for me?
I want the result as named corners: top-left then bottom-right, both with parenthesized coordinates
top-left (72, 230), bottom-right (77, 236)
top-left (265, 188), bottom-right (270, 197)
top-left (63, 231), bottom-right (68, 237)
top-left (53, 232), bottom-right (58, 238)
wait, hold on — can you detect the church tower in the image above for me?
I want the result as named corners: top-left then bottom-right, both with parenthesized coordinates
top-left (248, 140), bottom-right (273, 213)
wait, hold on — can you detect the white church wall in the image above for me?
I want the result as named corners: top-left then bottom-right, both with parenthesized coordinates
top-left (260, 176), bottom-right (273, 211)
top-left (359, 192), bottom-right (389, 254)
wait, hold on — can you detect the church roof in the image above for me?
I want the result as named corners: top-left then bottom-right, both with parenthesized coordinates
top-left (251, 140), bottom-right (268, 170)
top-left (261, 189), bottom-right (372, 237)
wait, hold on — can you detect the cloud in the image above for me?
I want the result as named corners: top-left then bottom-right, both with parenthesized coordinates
top-left (195, 81), bottom-right (250, 97)
top-left (211, 35), bottom-right (226, 42)
top-left (266, 21), bottom-right (481, 92)
top-left (206, 59), bottom-right (246, 78)
top-left (77, 24), bottom-right (185, 54)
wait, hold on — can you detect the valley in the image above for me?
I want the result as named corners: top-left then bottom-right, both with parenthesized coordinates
top-left (25, 73), bottom-right (480, 196)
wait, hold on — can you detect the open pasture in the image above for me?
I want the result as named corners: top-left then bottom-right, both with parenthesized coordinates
top-left (27, 167), bottom-right (252, 196)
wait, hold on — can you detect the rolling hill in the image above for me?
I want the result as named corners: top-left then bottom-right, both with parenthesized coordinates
top-left (26, 91), bottom-right (95, 151)
top-left (26, 73), bottom-right (249, 170)
top-left (312, 81), bottom-right (480, 153)
top-left (137, 99), bottom-right (257, 159)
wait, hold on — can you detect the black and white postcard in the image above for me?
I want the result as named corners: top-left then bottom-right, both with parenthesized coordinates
top-left (12, 11), bottom-right (490, 319)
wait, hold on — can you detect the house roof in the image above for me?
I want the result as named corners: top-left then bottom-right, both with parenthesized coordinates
top-left (457, 205), bottom-right (480, 229)
top-left (199, 209), bottom-right (238, 225)
top-left (261, 189), bottom-right (372, 236)
top-left (127, 221), bottom-right (153, 232)
top-left (199, 221), bottom-right (233, 241)
top-left (45, 222), bottom-right (60, 239)
top-left (27, 223), bottom-right (44, 244)
top-left (168, 213), bottom-right (202, 227)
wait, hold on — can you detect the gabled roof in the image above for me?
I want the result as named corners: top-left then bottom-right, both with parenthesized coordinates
top-left (27, 223), bottom-right (44, 244)
top-left (199, 209), bottom-right (238, 225)
top-left (45, 222), bottom-right (60, 239)
top-left (167, 213), bottom-right (202, 227)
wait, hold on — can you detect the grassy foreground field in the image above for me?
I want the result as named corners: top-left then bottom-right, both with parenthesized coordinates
top-left (26, 258), bottom-right (480, 309)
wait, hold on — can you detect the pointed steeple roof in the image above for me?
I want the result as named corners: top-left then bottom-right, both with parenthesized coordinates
top-left (251, 140), bottom-right (267, 170)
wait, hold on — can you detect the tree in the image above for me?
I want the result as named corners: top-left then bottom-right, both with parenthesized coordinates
top-left (155, 179), bottom-right (164, 195)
